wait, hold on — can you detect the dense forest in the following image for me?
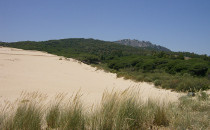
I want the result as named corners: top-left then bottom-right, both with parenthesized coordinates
top-left (0, 38), bottom-right (209, 91)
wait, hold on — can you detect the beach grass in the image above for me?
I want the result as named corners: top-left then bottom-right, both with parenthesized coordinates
top-left (0, 89), bottom-right (209, 130)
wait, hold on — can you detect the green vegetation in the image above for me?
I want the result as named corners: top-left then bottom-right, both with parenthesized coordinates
top-left (0, 38), bottom-right (209, 91)
top-left (0, 90), bottom-right (209, 129)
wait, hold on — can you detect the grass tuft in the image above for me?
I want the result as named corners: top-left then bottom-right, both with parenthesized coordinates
top-left (0, 89), bottom-right (209, 129)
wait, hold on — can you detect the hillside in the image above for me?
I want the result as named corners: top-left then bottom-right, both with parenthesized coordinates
top-left (115, 39), bottom-right (171, 52)
top-left (0, 38), bottom-right (209, 91)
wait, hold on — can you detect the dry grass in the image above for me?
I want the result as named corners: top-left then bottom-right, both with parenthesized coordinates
top-left (0, 89), bottom-right (209, 130)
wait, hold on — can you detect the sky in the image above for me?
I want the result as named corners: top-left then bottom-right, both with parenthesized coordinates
top-left (0, 0), bottom-right (210, 55)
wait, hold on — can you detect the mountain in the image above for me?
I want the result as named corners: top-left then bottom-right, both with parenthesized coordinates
top-left (114, 39), bottom-right (171, 52)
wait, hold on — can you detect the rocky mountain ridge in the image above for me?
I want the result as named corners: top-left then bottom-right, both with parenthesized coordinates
top-left (115, 39), bottom-right (171, 52)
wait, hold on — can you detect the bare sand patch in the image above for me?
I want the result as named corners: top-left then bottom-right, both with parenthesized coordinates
top-left (0, 47), bottom-right (182, 106)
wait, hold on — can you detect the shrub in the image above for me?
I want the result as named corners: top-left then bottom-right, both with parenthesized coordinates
top-left (142, 60), bottom-right (155, 71)
top-left (197, 91), bottom-right (209, 101)
top-left (136, 75), bottom-right (144, 81)
top-left (162, 79), bottom-right (180, 90)
top-left (154, 80), bottom-right (162, 86)
top-left (144, 77), bottom-right (152, 82)
top-left (190, 63), bottom-right (208, 76)
top-left (177, 78), bottom-right (209, 92)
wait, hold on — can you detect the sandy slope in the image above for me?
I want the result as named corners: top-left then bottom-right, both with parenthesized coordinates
top-left (0, 47), bottom-right (182, 105)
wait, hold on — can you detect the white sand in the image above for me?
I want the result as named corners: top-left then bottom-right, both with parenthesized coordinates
top-left (0, 47), bottom-right (182, 106)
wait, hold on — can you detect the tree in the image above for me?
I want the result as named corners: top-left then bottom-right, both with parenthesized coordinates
top-left (190, 63), bottom-right (208, 76)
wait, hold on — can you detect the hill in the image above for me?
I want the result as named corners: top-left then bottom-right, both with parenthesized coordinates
top-left (115, 39), bottom-right (171, 52)
top-left (0, 38), bottom-right (209, 91)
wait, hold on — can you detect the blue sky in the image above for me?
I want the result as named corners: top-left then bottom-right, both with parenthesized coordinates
top-left (0, 0), bottom-right (210, 55)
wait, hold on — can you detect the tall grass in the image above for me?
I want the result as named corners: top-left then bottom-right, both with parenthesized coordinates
top-left (12, 102), bottom-right (42, 130)
top-left (59, 92), bottom-right (85, 130)
top-left (45, 93), bottom-right (65, 129)
top-left (89, 89), bottom-right (150, 129)
top-left (0, 89), bottom-right (209, 130)
top-left (0, 92), bottom-right (46, 130)
top-left (170, 91), bottom-right (210, 129)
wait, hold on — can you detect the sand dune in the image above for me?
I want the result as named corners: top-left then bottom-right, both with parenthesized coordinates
top-left (0, 47), bottom-right (182, 105)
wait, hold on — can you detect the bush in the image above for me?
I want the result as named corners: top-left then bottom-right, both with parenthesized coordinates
top-left (162, 79), bottom-right (180, 90)
top-left (197, 91), bottom-right (209, 101)
top-left (136, 75), bottom-right (145, 81)
top-left (190, 63), bottom-right (208, 76)
top-left (144, 77), bottom-right (152, 82)
top-left (142, 60), bottom-right (155, 71)
top-left (177, 78), bottom-right (209, 92)
top-left (80, 54), bottom-right (99, 64)
top-left (154, 80), bottom-right (162, 86)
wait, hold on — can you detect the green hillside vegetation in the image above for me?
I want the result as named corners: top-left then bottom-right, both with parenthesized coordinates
top-left (0, 38), bottom-right (209, 91)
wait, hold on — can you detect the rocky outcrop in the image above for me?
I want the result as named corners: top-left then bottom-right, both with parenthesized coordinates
top-left (114, 39), bottom-right (171, 52)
